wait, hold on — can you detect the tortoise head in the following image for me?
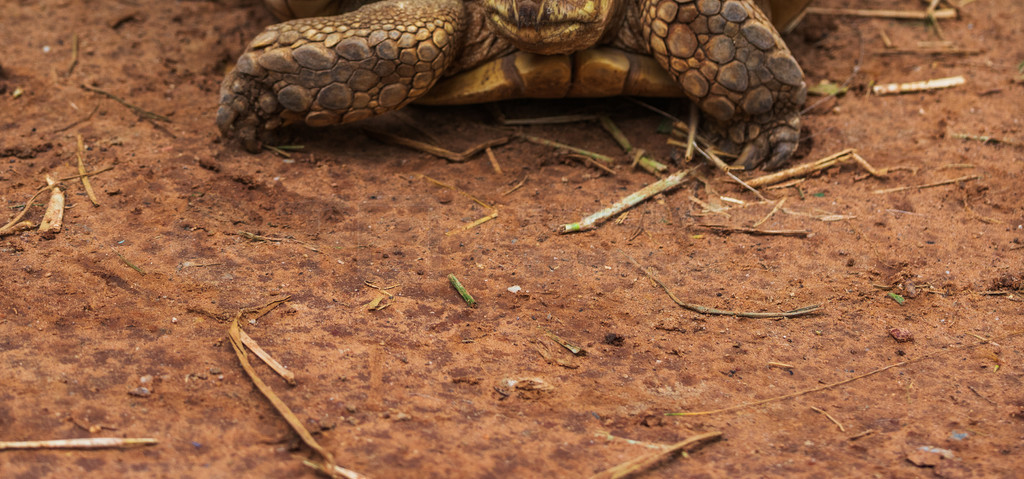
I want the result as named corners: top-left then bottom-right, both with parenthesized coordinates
top-left (483, 0), bottom-right (623, 55)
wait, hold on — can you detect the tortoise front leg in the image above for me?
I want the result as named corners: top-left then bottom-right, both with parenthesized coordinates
top-left (217, 0), bottom-right (464, 152)
top-left (640, 0), bottom-right (807, 169)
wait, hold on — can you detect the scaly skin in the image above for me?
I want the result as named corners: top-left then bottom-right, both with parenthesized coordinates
top-left (217, 0), bottom-right (463, 152)
top-left (640, 0), bottom-right (806, 169)
top-left (218, 0), bottom-right (808, 168)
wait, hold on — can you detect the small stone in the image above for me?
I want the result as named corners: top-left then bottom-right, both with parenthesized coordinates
top-left (889, 328), bottom-right (914, 343)
top-left (128, 387), bottom-right (151, 398)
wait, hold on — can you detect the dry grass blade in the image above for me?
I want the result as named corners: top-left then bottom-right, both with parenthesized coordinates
top-left (0, 168), bottom-right (113, 236)
top-left (364, 128), bottom-right (510, 162)
top-left (81, 84), bottom-right (171, 122)
top-left (694, 224), bottom-right (810, 238)
top-left (669, 329), bottom-right (1024, 416)
top-left (872, 174), bottom-right (979, 194)
top-left (873, 76), bottom-right (965, 95)
top-left (745, 149), bottom-right (858, 188)
top-left (810, 406), bottom-right (846, 432)
top-left (227, 300), bottom-right (366, 479)
top-left (622, 251), bottom-right (821, 318)
top-left (589, 431), bottom-right (723, 479)
top-left (76, 135), bottom-right (100, 206)
top-left (238, 329), bottom-right (297, 386)
top-left (805, 7), bottom-right (958, 20)
top-left (0, 437), bottom-right (157, 450)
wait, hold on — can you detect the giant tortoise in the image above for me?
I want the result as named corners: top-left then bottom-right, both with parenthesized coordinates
top-left (217, 0), bottom-right (812, 168)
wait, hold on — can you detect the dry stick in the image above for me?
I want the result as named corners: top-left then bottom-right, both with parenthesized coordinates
top-left (54, 104), bottom-right (100, 133)
top-left (364, 128), bottom-right (510, 162)
top-left (567, 153), bottom-right (616, 175)
top-left (446, 211), bottom-right (499, 236)
top-left (238, 329), bottom-right (297, 386)
top-left (502, 174), bottom-right (528, 196)
top-left (598, 116), bottom-right (667, 174)
top-left (227, 311), bottom-right (366, 479)
top-left (560, 168), bottom-right (695, 233)
top-left (669, 329), bottom-right (1024, 417)
top-left (951, 132), bottom-right (1024, 148)
top-left (521, 134), bottom-right (616, 165)
top-left (486, 147), bottom-right (503, 174)
top-left (589, 431), bottom-right (723, 479)
top-left (873, 75), bottom-right (965, 95)
top-left (752, 197), bottom-right (786, 228)
top-left (694, 224), bottom-right (810, 238)
top-left (804, 7), bottom-right (958, 20)
top-left (0, 167), bottom-right (113, 235)
top-left (81, 84), bottom-right (171, 122)
top-left (810, 406), bottom-right (846, 432)
top-left (66, 34), bottom-right (80, 76)
top-left (417, 173), bottom-right (493, 207)
top-left (872, 174), bottom-right (979, 194)
top-left (623, 252), bottom-right (821, 318)
top-left (76, 135), bottom-right (100, 206)
top-left (745, 149), bottom-right (858, 188)
top-left (684, 103), bottom-right (698, 162)
top-left (877, 47), bottom-right (982, 56)
top-left (0, 438), bottom-right (156, 450)
top-left (38, 177), bottom-right (65, 233)
top-left (499, 114), bottom-right (599, 126)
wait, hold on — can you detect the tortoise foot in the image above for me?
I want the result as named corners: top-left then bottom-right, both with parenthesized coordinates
top-left (217, 0), bottom-right (464, 151)
top-left (642, 0), bottom-right (808, 168)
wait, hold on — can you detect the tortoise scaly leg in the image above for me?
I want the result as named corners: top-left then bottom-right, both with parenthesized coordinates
top-left (217, 0), bottom-right (464, 152)
top-left (641, 0), bottom-right (807, 169)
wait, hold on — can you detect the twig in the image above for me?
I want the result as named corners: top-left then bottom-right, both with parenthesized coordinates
top-left (693, 224), bottom-right (810, 238)
top-left (76, 135), bottom-right (100, 206)
top-left (81, 84), bottom-right (171, 122)
top-left (53, 104), bottom-right (100, 133)
top-left (668, 329), bottom-right (1024, 416)
top-left (0, 438), bottom-right (156, 450)
top-left (446, 211), bottom-right (499, 236)
top-left (486, 147), bottom-right (503, 174)
top-left (38, 176), bottom-right (65, 233)
top-left (951, 133), bottom-right (1024, 148)
top-left (622, 251), bottom-right (821, 318)
top-left (521, 134), bottom-right (615, 165)
top-left (0, 167), bottom-right (113, 236)
top-left (542, 328), bottom-right (586, 356)
top-left (589, 431), bottom-right (723, 479)
top-left (872, 174), bottom-right (979, 194)
top-left (561, 168), bottom-right (694, 233)
top-left (238, 329), bottom-right (297, 386)
top-left (227, 303), bottom-right (364, 478)
top-left (598, 116), bottom-right (666, 175)
top-left (872, 75), bottom-right (965, 95)
top-left (111, 248), bottom-right (146, 275)
top-left (448, 274), bottom-right (477, 308)
top-left (752, 197), bottom-right (786, 228)
top-left (66, 34), bottom-right (80, 76)
top-left (745, 149), bottom-right (858, 188)
top-left (364, 128), bottom-right (510, 162)
top-left (810, 406), bottom-right (846, 432)
top-left (805, 7), bottom-right (958, 20)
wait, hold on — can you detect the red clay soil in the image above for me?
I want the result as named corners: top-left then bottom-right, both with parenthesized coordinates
top-left (2, 0), bottom-right (1023, 477)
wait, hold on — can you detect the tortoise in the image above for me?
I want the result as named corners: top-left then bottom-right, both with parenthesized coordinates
top-left (217, 0), bottom-right (812, 169)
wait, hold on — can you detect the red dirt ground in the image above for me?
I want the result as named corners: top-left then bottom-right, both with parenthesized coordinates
top-left (1, 0), bottom-right (1022, 477)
